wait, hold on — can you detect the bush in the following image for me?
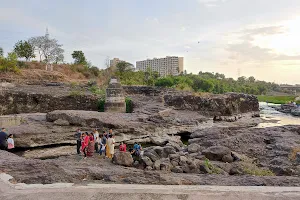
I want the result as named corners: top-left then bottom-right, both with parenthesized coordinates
top-left (204, 158), bottom-right (221, 174)
top-left (257, 95), bottom-right (296, 104)
top-left (89, 85), bottom-right (105, 96)
top-left (0, 52), bottom-right (20, 73)
top-left (69, 90), bottom-right (83, 97)
top-left (97, 98), bottom-right (105, 112)
top-left (17, 61), bottom-right (29, 68)
top-left (125, 97), bottom-right (133, 113)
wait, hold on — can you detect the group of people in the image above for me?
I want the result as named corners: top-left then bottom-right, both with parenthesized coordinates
top-left (75, 128), bottom-right (143, 159)
top-left (76, 128), bottom-right (116, 159)
top-left (0, 128), bottom-right (14, 150)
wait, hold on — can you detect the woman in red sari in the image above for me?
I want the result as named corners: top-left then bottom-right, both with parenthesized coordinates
top-left (81, 132), bottom-right (89, 158)
top-left (87, 132), bottom-right (95, 157)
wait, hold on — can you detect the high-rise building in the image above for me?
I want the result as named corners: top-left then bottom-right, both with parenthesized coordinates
top-left (110, 58), bottom-right (123, 68)
top-left (136, 56), bottom-right (184, 77)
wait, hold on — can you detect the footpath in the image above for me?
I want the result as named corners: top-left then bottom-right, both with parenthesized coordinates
top-left (1, 173), bottom-right (300, 200)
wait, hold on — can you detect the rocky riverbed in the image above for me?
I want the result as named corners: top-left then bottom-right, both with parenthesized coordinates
top-left (0, 84), bottom-right (299, 186)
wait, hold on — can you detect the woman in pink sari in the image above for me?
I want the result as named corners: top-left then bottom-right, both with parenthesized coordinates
top-left (87, 132), bottom-right (95, 157)
top-left (81, 132), bottom-right (89, 158)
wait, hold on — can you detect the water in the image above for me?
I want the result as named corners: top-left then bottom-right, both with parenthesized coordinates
top-left (257, 102), bottom-right (300, 128)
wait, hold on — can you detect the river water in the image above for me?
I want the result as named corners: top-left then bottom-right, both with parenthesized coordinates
top-left (257, 102), bottom-right (300, 128)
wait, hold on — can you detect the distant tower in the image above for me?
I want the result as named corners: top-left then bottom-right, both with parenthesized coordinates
top-left (45, 27), bottom-right (49, 37)
top-left (237, 68), bottom-right (241, 77)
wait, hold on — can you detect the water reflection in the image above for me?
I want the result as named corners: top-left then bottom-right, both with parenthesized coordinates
top-left (257, 102), bottom-right (300, 128)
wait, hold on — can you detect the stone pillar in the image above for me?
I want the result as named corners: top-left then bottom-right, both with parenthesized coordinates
top-left (105, 78), bottom-right (126, 113)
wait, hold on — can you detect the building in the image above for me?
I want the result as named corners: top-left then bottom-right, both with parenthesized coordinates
top-left (136, 56), bottom-right (184, 77)
top-left (110, 58), bottom-right (123, 68)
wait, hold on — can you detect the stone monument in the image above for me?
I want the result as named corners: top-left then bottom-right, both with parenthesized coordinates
top-left (105, 78), bottom-right (126, 113)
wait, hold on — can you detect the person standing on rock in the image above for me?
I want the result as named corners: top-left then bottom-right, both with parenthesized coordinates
top-left (93, 129), bottom-right (99, 153)
top-left (87, 132), bottom-right (95, 157)
top-left (101, 131), bottom-right (107, 156)
top-left (106, 135), bottom-right (115, 159)
top-left (0, 128), bottom-right (8, 150)
top-left (81, 132), bottom-right (89, 159)
top-left (75, 128), bottom-right (82, 154)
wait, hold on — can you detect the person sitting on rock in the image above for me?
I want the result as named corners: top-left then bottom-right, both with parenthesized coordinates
top-left (0, 128), bottom-right (8, 150)
top-left (131, 142), bottom-right (141, 156)
top-left (7, 134), bottom-right (14, 150)
top-left (119, 142), bottom-right (127, 152)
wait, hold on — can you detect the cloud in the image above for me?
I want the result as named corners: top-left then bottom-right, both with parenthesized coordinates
top-left (197, 0), bottom-right (228, 7)
top-left (226, 26), bottom-right (300, 63)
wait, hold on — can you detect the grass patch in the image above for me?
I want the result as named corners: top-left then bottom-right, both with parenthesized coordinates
top-left (204, 158), bottom-right (221, 174)
top-left (257, 95), bottom-right (297, 104)
top-left (69, 90), bottom-right (84, 97)
top-left (89, 85), bottom-right (106, 96)
top-left (241, 163), bottom-right (275, 176)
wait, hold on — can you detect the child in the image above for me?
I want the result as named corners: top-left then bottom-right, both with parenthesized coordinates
top-left (7, 134), bottom-right (14, 149)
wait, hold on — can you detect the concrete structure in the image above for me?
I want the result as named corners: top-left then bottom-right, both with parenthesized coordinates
top-left (136, 56), bottom-right (184, 77)
top-left (110, 58), bottom-right (123, 68)
top-left (104, 78), bottom-right (126, 113)
top-left (1, 173), bottom-right (300, 200)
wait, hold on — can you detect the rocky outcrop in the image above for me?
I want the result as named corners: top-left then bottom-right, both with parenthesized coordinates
top-left (164, 93), bottom-right (259, 116)
top-left (0, 90), bottom-right (98, 115)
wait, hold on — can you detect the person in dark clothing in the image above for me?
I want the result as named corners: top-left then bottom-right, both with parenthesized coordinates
top-left (101, 131), bottom-right (107, 156)
top-left (75, 128), bottom-right (82, 154)
top-left (0, 128), bottom-right (8, 150)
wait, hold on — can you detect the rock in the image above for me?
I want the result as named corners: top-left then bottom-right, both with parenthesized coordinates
top-left (182, 165), bottom-right (190, 173)
top-left (229, 167), bottom-right (243, 175)
top-left (158, 109), bottom-right (173, 118)
top-left (166, 141), bottom-right (182, 152)
top-left (133, 160), bottom-right (140, 168)
top-left (160, 162), bottom-right (172, 171)
top-left (145, 166), bottom-right (153, 171)
top-left (153, 160), bottom-right (161, 170)
top-left (141, 156), bottom-right (153, 167)
top-left (150, 137), bottom-right (168, 146)
top-left (163, 93), bottom-right (259, 115)
top-left (189, 153), bottom-right (199, 158)
top-left (222, 154), bottom-right (234, 163)
top-left (112, 152), bottom-right (134, 167)
top-left (171, 166), bottom-right (183, 173)
top-left (291, 108), bottom-right (300, 116)
top-left (171, 160), bottom-right (179, 167)
top-left (202, 146), bottom-right (231, 161)
top-left (169, 154), bottom-right (180, 161)
top-left (179, 156), bottom-right (188, 163)
top-left (144, 150), bottom-right (160, 162)
top-left (53, 119), bottom-right (70, 126)
top-left (188, 143), bottom-right (200, 153)
top-left (153, 146), bottom-right (176, 158)
top-left (296, 152), bottom-right (300, 164)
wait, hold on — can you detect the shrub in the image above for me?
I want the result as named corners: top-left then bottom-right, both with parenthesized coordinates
top-left (69, 90), bottom-right (83, 97)
top-left (97, 98), bottom-right (105, 112)
top-left (17, 61), bottom-right (29, 68)
top-left (125, 97), bottom-right (133, 113)
top-left (89, 85), bottom-right (106, 96)
top-left (204, 158), bottom-right (221, 174)
top-left (0, 52), bottom-right (20, 73)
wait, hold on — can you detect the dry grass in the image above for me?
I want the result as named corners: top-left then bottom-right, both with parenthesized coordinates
top-left (289, 147), bottom-right (300, 160)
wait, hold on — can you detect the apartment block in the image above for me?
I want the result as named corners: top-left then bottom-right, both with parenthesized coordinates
top-left (136, 56), bottom-right (184, 77)
top-left (110, 58), bottom-right (123, 68)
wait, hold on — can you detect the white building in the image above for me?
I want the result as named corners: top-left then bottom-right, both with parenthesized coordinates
top-left (136, 56), bottom-right (184, 77)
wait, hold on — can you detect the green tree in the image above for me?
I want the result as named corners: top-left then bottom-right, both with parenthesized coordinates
top-left (248, 76), bottom-right (256, 83)
top-left (116, 61), bottom-right (133, 74)
top-left (0, 47), bottom-right (3, 57)
top-left (0, 52), bottom-right (19, 72)
top-left (71, 51), bottom-right (87, 65)
top-left (14, 40), bottom-right (35, 61)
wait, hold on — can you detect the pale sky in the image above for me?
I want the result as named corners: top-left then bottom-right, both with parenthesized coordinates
top-left (0, 0), bottom-right (300, 84)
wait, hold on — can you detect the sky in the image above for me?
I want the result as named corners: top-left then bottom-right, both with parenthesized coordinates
top-left (0, 0), bottom-right (300, 84)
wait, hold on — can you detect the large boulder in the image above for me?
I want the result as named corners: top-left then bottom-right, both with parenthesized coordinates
top-left (143, 150), bottom-right (160, 162)
top-left (112, 152), bottom-right (134, 167)
top-left (202, 146), bottom-right (231, 161)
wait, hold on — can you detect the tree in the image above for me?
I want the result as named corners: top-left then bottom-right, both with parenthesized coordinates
top-left (29, 31), bottom-right (64, 64)
top-left (71, 51), bottom-right (87, 65)
top-left (248, 76), bottom-right (256, 83)
top-left (0, 47), bottom-right (3, 57)
top-left (14, 40), bottom-right (35, 61)
top-left (116, 61), bottom-right (133, 74)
